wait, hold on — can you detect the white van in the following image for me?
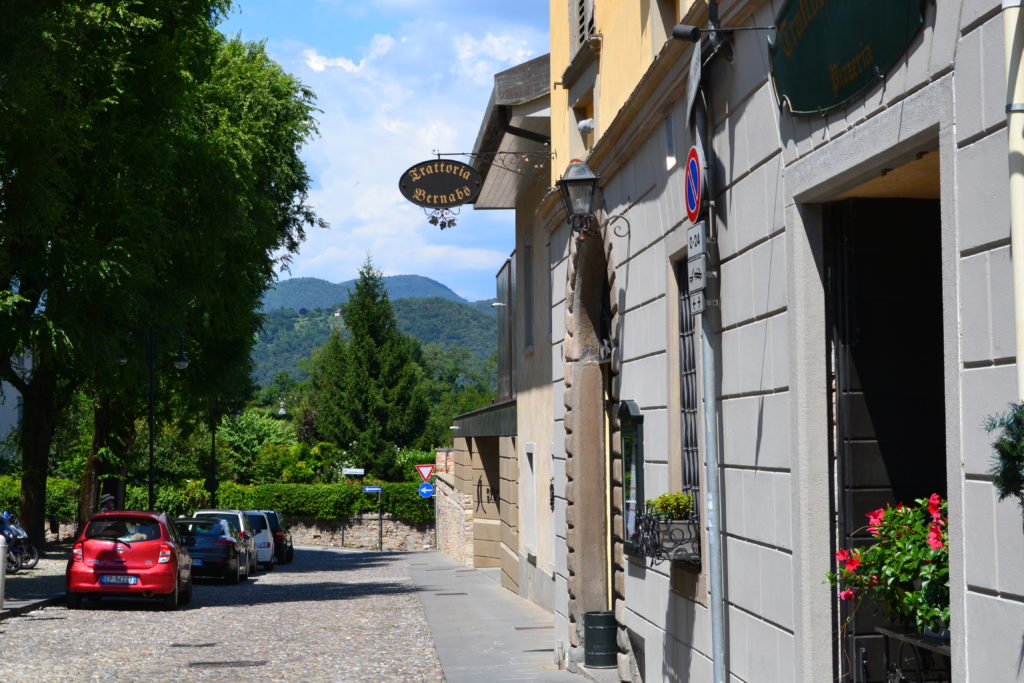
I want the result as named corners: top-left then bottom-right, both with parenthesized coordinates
top-left (244, 510), bottom-right (276, 570)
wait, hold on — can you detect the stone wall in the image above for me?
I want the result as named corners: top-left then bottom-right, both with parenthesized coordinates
top-left (435, 472), bottom-right (473, 565)
top-left (53, 516), bottom-right (435, 553)
top-left (289, 515), bottom-right (434, 552)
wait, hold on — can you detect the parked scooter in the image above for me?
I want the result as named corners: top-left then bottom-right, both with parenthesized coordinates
top-left (1, 511), bottom-right (37, 570)
top-left (0, 516), bottom-right (21, 573)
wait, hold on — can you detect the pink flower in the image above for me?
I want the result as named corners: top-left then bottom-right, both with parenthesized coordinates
top-left (867, 508), bottom-right (886, 535)
top-left (845, 555), bottom-right (861, 572)
top-left (927, 523), bottom-right (944, 551)
top-left (835, 549), bottom-right (849, 563)
top-left (928, 493), bottom-right (942, 522)
top-left (839, 589), bottom-right (855, 601)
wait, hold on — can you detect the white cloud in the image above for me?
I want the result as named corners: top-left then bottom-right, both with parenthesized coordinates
top-left (451, 32), bottom-right (536, 85)
top-left (303, 34), bottom-right (395, 72)
top-left (255, 14), bottom-right (547, 300)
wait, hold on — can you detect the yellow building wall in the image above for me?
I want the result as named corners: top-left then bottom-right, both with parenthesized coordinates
top-left (549, 0), bottom-right (570, 185)
top-left (548, 0), bottom-right (682, 185)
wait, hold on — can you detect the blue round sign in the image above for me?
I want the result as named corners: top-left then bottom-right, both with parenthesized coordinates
top-left (418, 482), bottom-right (435, 498)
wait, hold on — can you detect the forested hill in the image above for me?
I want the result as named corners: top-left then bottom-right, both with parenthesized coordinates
top-left (253, 296), bottom-right (497, 386)
top-left (262, 275), bottom-right (466, 312)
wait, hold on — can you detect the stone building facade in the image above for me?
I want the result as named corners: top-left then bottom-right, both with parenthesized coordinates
top-left (447, 1), bottom-right (1024, 681)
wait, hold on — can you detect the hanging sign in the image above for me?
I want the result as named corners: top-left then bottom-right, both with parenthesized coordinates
top-left (768, 0), bottom-right (924, 117)
top-left (399, 159), bottom-right (482, 209)
top-left (684, 146), bottom-right (703, 224)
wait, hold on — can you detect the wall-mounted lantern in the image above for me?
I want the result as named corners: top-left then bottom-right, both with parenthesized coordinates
top-left (557, 159), bottom-right (599, 238)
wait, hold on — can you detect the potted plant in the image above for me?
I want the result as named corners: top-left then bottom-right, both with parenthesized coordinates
top-left (644, 492), bottom-right (699, 564)
top-left (646, 491), bottom-right (694, 520)
top-left (827, 494), bottom-right (950, 638)
top-left (985, 401), bottom-right (1024, 515)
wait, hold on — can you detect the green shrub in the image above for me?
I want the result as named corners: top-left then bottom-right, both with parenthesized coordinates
top-left (395, 449), bottom-right (438, 482)
top-left (7, 476), bottom-right (435, 524)
top-left (646, 492), bottom-right (694, 520)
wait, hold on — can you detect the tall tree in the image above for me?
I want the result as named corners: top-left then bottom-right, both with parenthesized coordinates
top-left (0, 0), bottom-right (231, 541)
top-left (312, 258), bottom-right (429, 480)
top-left (0, 3), bottom-right (323, 539)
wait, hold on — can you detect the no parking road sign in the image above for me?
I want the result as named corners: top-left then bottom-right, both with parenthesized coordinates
top-left (685, 146), bottom-right (703, 224)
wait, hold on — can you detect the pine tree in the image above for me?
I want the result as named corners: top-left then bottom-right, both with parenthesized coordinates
top-left (313, 257), bottom-right (429, 479)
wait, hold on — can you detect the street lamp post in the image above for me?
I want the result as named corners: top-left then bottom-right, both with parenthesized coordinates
top-left (208, 420), bottom-right (218, 508)
top-left (145, 328), bottom-right (190, 510)
top-left (146, 329), bottom-right (156, 510)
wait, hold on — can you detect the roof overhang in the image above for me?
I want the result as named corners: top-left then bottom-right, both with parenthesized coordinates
top-left (470, 54), bottom-right (551, 210)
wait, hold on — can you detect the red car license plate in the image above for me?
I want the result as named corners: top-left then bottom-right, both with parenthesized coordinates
top-left (100, 575), bottom-right (137, 585)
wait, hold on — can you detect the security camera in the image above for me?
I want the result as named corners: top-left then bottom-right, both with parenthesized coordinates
top-left (577, 118), bottom-right (595, 135)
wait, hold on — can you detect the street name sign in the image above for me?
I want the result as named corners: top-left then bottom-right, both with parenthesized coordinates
top-left (343, 468), bottom-right (365, 476)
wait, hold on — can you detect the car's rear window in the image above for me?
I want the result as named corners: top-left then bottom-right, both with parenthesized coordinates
top-left (86, 518), bottom-right (161, 542)
top-left (264, 512), bottom-right (281, 530)
top-left (196, 512), bottom-right (238, 528)
top-left (176, 521), bottom-right (222, 536)
top-left (245, 513), bottom-right (268, 531)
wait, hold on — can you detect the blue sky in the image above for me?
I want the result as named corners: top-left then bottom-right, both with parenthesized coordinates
top-left (217, 0), bottom-right (550, 301)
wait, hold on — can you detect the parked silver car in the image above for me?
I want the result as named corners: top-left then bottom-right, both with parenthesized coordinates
top-left (244, 510), bottom-right (276, 570)
top-left (192, 509), bottom-right (257, 579)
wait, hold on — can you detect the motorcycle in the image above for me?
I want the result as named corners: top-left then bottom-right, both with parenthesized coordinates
top-left (1, 512), bottom-right (37, 571)
top-left (7, 514), bottom-right (37, 569)
top-left (0, 521), bottom-right (21, 574)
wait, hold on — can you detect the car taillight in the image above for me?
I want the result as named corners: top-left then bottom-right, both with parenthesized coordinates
top-left (258, 541), bottom-right (271, 548)
top-left (274, 531), bottom-right (285, 540)
top-left (158, 544), bottom-right (171, 564)
top-left (72, 542), bottom-right (83, 563)
top-left (214, 539), bottom-right (234, 546)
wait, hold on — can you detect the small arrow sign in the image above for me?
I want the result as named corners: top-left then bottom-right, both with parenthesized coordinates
top-left (362, 485), bottom-right (382, 493)
top-left (416, 464), bottom-right (435, 483)
top-left (418, 482), bottom-right (435, 498)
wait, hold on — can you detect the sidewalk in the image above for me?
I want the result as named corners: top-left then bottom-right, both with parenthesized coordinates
top-left (409, 551), bottom-right (611, 683)
top-left (0, 548), bottom-right (67, 620)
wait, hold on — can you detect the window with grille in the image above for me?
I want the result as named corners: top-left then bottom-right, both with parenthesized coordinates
top-left (575, 0), bottom-right (595, 47)
top-left (677, 260), bottom-right (702, 566)
top-left (495, 257), bottom-right (515, 401)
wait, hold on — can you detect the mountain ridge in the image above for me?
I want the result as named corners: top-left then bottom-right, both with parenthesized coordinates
top-left (262, 274), bottom-right (470, 312)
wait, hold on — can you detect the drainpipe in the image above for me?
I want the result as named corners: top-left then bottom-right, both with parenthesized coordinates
top-left (695, 85), bottom-right (727, 683)
top-left (1003, 1), bottom-right (1024, 400)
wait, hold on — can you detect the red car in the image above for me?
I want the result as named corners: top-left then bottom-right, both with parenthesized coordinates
top-left (66, 511), bottom-right (192, 610)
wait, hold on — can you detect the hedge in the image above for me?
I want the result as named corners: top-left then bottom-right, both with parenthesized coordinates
top-left (0, 477), bottom-right (435, 524)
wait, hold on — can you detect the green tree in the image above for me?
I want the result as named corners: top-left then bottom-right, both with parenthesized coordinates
top-left (417, 343), bottom-right (495, 448)
top-left (217, 409), bottom-right (295, 484)
top-left (0, 0), bottom-right (233, 541)
top-left (311, 258), bottom-right (429, 480)
top-left (0, 4), bottom-right (323, 539)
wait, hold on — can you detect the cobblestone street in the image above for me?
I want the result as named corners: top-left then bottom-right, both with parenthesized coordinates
top-left (0, 547), bottom-right (445, 682)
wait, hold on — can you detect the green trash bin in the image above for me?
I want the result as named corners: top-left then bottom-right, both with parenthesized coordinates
top-left (583, 610), bottom-right (617, 668)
